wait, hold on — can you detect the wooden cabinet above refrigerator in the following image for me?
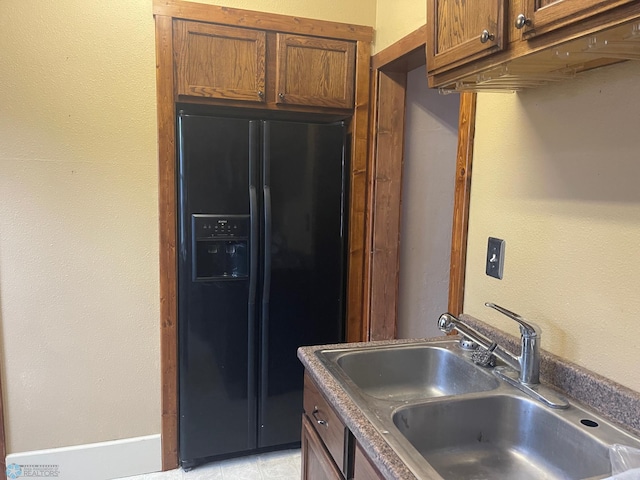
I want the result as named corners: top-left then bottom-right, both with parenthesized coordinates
top-left (173, 20), bottom-right (357, 110)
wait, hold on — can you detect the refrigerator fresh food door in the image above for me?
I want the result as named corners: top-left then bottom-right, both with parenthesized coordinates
top-left (258, 120), bottom-right (347, 448)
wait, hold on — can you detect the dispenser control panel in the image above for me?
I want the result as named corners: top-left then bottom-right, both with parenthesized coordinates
top-left (193, 214), bottom-right (249, 239)
top-left (191, 214), bottom-right (250, 281)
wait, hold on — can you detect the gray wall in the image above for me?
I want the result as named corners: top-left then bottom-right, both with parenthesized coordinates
top-left (397, 66), bottom-right (460, 338)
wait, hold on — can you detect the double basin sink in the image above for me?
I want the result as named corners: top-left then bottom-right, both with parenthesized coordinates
top-left (317, 340), bottom-right (640, 479)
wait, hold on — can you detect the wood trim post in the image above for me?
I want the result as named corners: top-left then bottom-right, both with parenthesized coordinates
top-left (155, 14), bottom-right (179, 471)
top-left (361, 68), bottom-right (378, 342)
top-left (345, 40), bottom-right (372, 343)
top-left (447, 92), bottom-right (477, 316)
top-left (367, 70), bottom-right (407, 341)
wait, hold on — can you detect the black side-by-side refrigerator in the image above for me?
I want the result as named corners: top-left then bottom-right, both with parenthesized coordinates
top-left (177, 112), bottom-right (347, 468)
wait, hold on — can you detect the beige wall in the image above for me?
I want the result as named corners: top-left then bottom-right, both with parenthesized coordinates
top-left (374, 0), bottom-right (424, 51)
top-left (196, 0), bottom-right (376, 26)
top-left (0, 0), bottom-right (376, 454)
top-left (464, 61), bottom-right (640, 394)
top-left (0, 0), bottom-right (160, 453)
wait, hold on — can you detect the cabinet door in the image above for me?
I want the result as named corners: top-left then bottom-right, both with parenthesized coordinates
top-left (301, 415), bottom-right (344, 480)
top-left (520, 0), bottom-right (637, 38)
top-left (174, 20), bottom-right (266, 102)
top-left (427, 0), bottom-right (506, 73)
top-left (275, 34), bottom-right (355, 109)
top-left (354, 441), bottom-right (384, 479)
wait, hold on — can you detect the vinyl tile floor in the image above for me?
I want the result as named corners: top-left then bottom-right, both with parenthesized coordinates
top-left (118, 449), bottom-right (301, 480)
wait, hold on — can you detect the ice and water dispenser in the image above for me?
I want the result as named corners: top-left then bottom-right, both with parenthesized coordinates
top-left (192, 214), bottom-right (249, 280)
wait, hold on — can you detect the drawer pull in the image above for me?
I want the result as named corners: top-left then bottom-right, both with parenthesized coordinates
top-left (312, 406), bottom-right (329, 428)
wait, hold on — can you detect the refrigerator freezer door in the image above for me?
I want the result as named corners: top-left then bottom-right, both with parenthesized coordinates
top-left (178, 114), bottom-right (252, 214)
top-left (258, 121), bottom-right (346, 448)
top-left (177, 114), bottom-right (259, 464)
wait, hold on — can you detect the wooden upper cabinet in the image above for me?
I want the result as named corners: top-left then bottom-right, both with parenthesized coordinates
top-left (275, 34), bottom-right (356, 109)
top-left (519, 0), bottom-right (637, 38)
top-left (427, 0), bottom-right (640, 89)
top-left (427, 0), bottom-right (506, 73)
top-left (172, 20), bottom-right (357, 110)
top-left (174, 20), bottom-right (266, 102)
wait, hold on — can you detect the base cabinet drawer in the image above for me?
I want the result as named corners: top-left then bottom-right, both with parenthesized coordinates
top-left (303, 372), bottom-right (350, 476)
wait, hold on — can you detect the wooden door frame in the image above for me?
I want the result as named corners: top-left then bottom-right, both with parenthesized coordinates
top-left (365, 25), bottom-right (477, 340)
top-left (153, 0), bottom-right (372, 470)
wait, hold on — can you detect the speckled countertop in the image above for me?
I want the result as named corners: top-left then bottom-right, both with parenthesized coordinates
top-left (297, 314), bottom-right (640, 480)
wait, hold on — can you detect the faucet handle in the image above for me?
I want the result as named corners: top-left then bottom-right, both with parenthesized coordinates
top-left (484, 303), bottom-right (541, 338)
top-left (437, 313), bottom-right (458, 334)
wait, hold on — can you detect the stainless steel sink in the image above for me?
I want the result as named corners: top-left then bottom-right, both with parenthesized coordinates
top-left (393, 394), bottom-right (624, 480)
top-left (334, 344), bottom-right (500, 400)
top-left (316, 340), bottom-right (640, 480)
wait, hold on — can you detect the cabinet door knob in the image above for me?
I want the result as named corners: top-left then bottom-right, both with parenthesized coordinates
top-left (257, 90), bottom-right (264, 98)
top-left (515, 14), bottom-right (532, 29)
top-left (278, 92), bottom-right (285, 100)
top-left (480, 29), bottom-right (495, 44)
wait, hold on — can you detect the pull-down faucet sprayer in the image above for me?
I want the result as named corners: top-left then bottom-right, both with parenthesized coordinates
top-left (438, 303), bottom-right (568, 409)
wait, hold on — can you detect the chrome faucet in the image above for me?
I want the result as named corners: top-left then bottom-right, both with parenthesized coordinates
top-left (438, 304), bottom-right (569, 409)
top-left (438, 312), bottom-right (522, 376)
top-left (484, 302), bottom-right (541, 385)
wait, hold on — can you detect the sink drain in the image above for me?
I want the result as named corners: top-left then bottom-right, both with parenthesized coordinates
top-left (580, 419), bottom-right (599, 428)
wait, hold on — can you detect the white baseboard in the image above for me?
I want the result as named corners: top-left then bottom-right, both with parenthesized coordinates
top-left (5, 434), bottom-right (162, 480)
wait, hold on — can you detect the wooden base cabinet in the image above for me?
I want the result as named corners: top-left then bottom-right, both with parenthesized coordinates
top-left (302, 372), bottom-right (384, 480)
top-left (354, 442), bottom-right (384, 480)
top-left (302, 415), bottom-right (344, 480)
